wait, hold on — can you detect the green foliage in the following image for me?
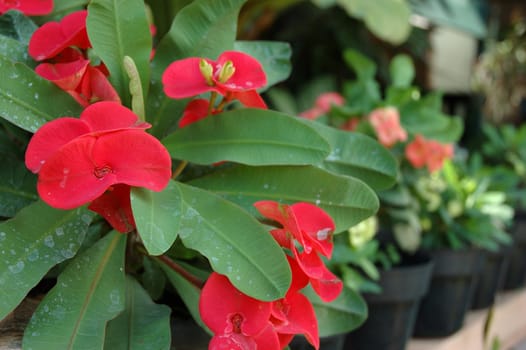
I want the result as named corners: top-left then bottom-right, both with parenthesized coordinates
top-left (0, 202), bottom-right (93, 320)
top-left (22, 231), bottom-right (126, 350)
top-left (303, 284), bottom-right (368, 336)
top-left (163, 109), bottom-right (331, 166)
top-left (0, 55), bottom-right (83, 132)
top-left (104, 277), bottom-right (172, 350)
top-left (87, 0), bottom-right (152, 106)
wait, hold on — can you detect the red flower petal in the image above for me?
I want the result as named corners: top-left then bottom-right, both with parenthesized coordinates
top-left (37, 135), bottom-right (115, 209)
top-left (199, 273), bottom-right (271, 336)
top-left (29, 10), bottom-right (89, 61)
top-left (293, 246), bottom-right (343, 302)
top-left (209, 334), bottom-right (255, 350)
top-left (25, 117), bottom-right (90, 173)
top-left (0, 0), bottom-right (53, 15)
top-left (88, 184), bottom-right (136, 233)
top-left (80, 101), bottom-right (149, 133)
top-left (78, 66), bottom-right (122, 106)
top-left (162, 57), bottom-right (220, 99)
top-left (178, 99), bottom-right (211, 128)
top-left (92, 130), bottom-right (171, 191)
top-left (291, 202), bottom-right (335, 258)
top-left (254, 201), bottom-right (303, 244)
top-left (226, 90), bottom-right (267, 109)
top-left (215, 51), bottom-right (266, 91)
top-left (271, 292), bottom-right (319, 349)
top-left (35, 58), bottom-right (89, 91)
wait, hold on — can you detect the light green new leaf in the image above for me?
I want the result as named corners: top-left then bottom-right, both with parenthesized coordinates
top-left (189, 165), bottom-right (379, 233)
top-left (23, 231), bottom-right (126, 350)
top-left (0, 56), bottom-right (83, 132)
top-left (312, 122), bottom-right (398, 191)
top-left (233, 40), bottom-right (292, 89)
top-left (0, 202), bottom-right (93, 320)
top-left (338, 0), bottom-right (411, 45)
top-left (163, 109), bottom-right (330, 166)
top-left (303, 284), bottom-right (368, 336)
top-left (389, 54), bottom-right (415, 87)
top-left (104, 276), bottom-right (172, 350)
top-left (147, 0), bottom-right (246, 137)
top-left (174, 181), bottom-right (291, 301)
top-left (131, 181), bottom-right (183, 256)
top-left (87, 0), bottom-right (152, 106)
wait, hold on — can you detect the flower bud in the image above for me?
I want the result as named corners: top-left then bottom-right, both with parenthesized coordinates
top-left (217, 60), bottom-right (235, 83)
top-left (199, 59), bottom-right (214, 86)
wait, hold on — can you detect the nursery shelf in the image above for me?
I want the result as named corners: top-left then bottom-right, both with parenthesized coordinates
top-left (408, 287), bottom-right (526, 350)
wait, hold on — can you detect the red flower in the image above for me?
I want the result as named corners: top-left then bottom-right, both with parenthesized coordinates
top-left (178, 99), bottom-right (216, 128)
top-left (28, 10), bottom-right (90, 62)
top-left (162, 51), bottom-right (267, 108)
top-left (405, 134), bottom-right (454, 173)
top-left (88, 184), bottom-right (136, 233)
top-left (368, 107), bottom-right (407, 147)
top-left (254, 201), bottom-right (343, 302)
top-left (0, 0), bottom-right (53, 16)
top-left (199, 272), bottom-right (280, 350)
top-left (270, 256), bottom-right (319, 349)
top-left (299, 92), bottom-right (344, 120)
top-left (25, 101), bottom-right (172, 216)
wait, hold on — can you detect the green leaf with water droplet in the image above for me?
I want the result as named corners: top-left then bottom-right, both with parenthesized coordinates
top-left (0, 201), bottom-right (94, 320)
top-left (174, 181), bottom-right (291, 301)
top-left (163, 109), bottom-right (330, 166)
top-left (189, 165), bottom-right (379, 233)
top-left (104, 276), bottom-right (172, 350)
top-left (23, 231), bottom-right (126, 350)
top-left (131, 181), bottom-right (183, 256)
top-left (0, 55), bottom-right (83, 132)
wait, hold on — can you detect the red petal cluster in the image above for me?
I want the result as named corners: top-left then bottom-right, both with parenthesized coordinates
top-left (0, 0), bottom-right (53, 16)
top-left (198, 201), bottom-right (342, 349)
top-left (368, 107), bottom-right (408, 148)
top-left (162, 51), bottom-right (267, 118)
top-left (25, 102), bottom-right (172, 232)
top-left (254, 201), bottom-right (343, 302)
top-left (299, 92), bottom-right (345, 120)
top-left (28, 10), bottom-right (119, 107)
top-left (405, 134), bottom-right (454, 172)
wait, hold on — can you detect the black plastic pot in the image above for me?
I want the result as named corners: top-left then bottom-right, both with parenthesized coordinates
top-left (502, 212), bottom-right (526, 290)
top-left (471, 246), bottom-right (509, 310)
top-left (344, 254), bottom-right (434, 350)
top-left (413, 248), bottom-right (481, 338)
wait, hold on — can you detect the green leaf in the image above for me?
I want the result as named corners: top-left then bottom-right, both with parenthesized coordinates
top-left (87, 0), bottom-right (152, 106)
top-left (43, 0), bottom-right (88, 21)
top-left (140, 257), bottom-right (166, 301)
top-left (304, 284), bottom-right (368, 337)
top-left (312, 122), bottom-right (398, 191)
top-left (189, 165), bottom-right (379, 233)
top-left (23, 231), bottom-right (126, 350)
top-left (0, 202), bottom-right (93, 320)
top-left (160, 262), bottom-right (208, 331)
top-left (0, 156), bottom-right (38, 217)
top-left (175, 181), bottom-right (291, 301)
top-left (343, 49), bottom-right (376, 80)
top-left (400, 104), bottom-right (464, 142)
top-left (389, 54), bottom-right (415, 87)
top-left (338, 0), bottom-right (411, 45)
top-left (147, 0), bottom-right (246, 137)
top-left (104, 276), bottom-right (172, 350)
top-left (0, 10), bottom-right (37, 43)
top-left (131, 181), bottom-right (183, 256)
top-left (343, 80), bottom-right (381, 115)
top-left (0, 56), bottom-right (83, 132)
top-left (163, 109), bottom-right (330, 166)
top-left (233, 40), bottom-right (292, 89)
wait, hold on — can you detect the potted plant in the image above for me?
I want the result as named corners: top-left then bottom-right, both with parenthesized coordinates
top-left (0, 1), bottom-right (401, 349)
top-left (269, 48), bottom-right (461, 349)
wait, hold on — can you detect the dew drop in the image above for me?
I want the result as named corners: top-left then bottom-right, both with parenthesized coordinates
top-left (9, 261), bottom-right (24, 273)
top-left (44, 235), bottom-right (55, 248)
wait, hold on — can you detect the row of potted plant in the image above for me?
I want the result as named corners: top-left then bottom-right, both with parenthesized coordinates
top-left (274, 49), bottom-right (526, 349)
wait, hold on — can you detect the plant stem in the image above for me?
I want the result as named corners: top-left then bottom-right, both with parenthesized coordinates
top-left (171, 160), bottom-right (188, 180)
top-left (156, 254), bottom-right (205, 289)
